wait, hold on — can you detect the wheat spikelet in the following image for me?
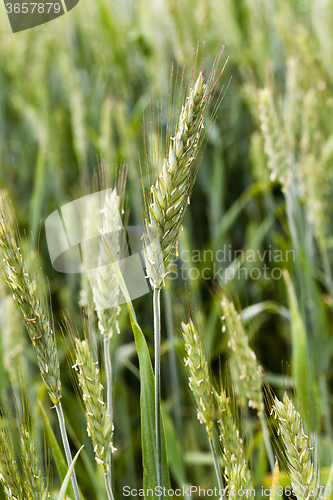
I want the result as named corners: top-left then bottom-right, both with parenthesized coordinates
top-left (272, 393), bottom-right (319, 500)
top-left (93, 188), bottom-right (122, 339)
top-left (181, 318), bottom-right (215, 439)
top-left (0, 422), bottom-right (23, 500)
top-left (214, 388), bottom-right (253, 498)
top-left (73, 338), bottom-right (115, 473)
top-left (228, 462), bottom-right (253, 499)
top-left (221, 295), bottom-right (264, 417)
top-left (0, 200), bottom-right (61, 406)
top-left (144, 57), bottom-right (225, 288)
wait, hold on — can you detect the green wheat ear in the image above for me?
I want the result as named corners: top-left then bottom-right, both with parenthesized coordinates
top-left (272, 393), bottom-right (320, 500)
top-left (143, 55), bottom-right (225, 289)
top-left (221, 295), bottom-right (264, 417)
top-left (73, 337), bottom-right (115, 473)
top-left (93, 186), bottom-right (124, 340)
top-left (181, 318), bottom-right (215, 438)
top-left (213, 387), bottom-right (253, 497)
top-left (221, 295), bottom-right (276, 473)
top-left (181, 314), bottom-right (253, 496)
top-left (18, 414), bottom-right (48, 500)
top-left (258, 87), bottom-right (292, 191)
top-left (0, 420), bottom-right (23, 500)
top-left (0, 199), bottom-right (61, 406)
top-left (0, 391), bottom-right (51, 500)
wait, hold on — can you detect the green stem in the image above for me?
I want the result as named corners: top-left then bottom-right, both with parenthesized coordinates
top-left (104, 337), bottom-right (114, 490)
top-left (103, 338), bottom-right (113, 419)
top-left (209, 438), bottom-right (224, 492)
top-left (153, 287), bottom-right (163, 496)
top-left (104, 471), bottom-right (115, 500)
top-left (259, 415), bottom-right (275, 473)
top-left (55, 402), bottom-right (81, 500)
top-left (164, 287), bottom-right (182, 438)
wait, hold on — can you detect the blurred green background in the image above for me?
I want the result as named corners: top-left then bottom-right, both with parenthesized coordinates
top-left (0, 0), bottom-right (333, 498)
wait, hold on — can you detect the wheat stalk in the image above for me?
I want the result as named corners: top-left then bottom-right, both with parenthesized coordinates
top-left (92, 187), bottom-right (122, 433)
top-left (143, 54), bottom-right (225, 495)
top-left (92, 172), bottom-right (126, 485)
top-left (272, 393), bottom-right (320, 500)
top-left (0, 198), bottom-right (80, 500)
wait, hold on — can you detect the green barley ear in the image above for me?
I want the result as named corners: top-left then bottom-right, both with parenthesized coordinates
top-left (0, 198), bottom-right (61, 406)
top-left (213, 387), bottom-right (253, 496)
top-left (272, 393), bottom-right (319, 500)
top-left (181, 318), bottom-right (215, 439)
top-left (73, 337), bottom-right (115, 473)
top-left (221, 295), bottom-right (264, 417)
top-left (0, 418), bottom-right (23, 500)
top-left (143, 55), bottom-right (225, 288)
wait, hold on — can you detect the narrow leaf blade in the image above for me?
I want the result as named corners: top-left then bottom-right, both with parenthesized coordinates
top-left (58, 446), bottom-right (84, 500)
